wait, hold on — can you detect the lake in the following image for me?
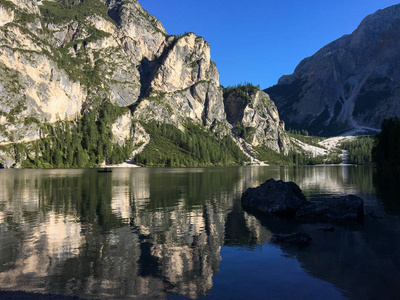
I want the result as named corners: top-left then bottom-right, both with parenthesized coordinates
top-left (0, 166), bottom-right (399, 299)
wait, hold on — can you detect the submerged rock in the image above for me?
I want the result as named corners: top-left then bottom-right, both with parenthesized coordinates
top-left (241, 179), bottom-right (307, 216)
top-left (241, 179), bottom-right (364, 222)
top-left (271, 232), bottom-right (312, 247)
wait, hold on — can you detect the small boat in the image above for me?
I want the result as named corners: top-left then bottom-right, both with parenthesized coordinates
top-left (97, 168), bottom-right (112, 173)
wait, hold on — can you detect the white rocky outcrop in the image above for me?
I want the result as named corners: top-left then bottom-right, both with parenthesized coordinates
top-left (112, 112), bottom-right (133, 145)
top-left (0, 6), bottom-right (14, 26)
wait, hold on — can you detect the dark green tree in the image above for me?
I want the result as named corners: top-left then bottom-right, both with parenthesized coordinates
top-left (372, 117), bottom-right (400, 167)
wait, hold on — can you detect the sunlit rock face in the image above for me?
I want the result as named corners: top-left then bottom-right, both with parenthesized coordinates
top-left (266, 4), bottom-right (400, 136)
top-left (0, 0), bottom-right (230, 147)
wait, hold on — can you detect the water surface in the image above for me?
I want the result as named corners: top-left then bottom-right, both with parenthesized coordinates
top-left (0, 166), bottom-right (399, 299)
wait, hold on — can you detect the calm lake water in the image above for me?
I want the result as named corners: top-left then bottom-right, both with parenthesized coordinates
top-left (0, 166), bottom-right (399, 299)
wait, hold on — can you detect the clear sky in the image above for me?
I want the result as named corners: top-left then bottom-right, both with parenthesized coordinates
top-left (140, 0), bottom-right (398, 89)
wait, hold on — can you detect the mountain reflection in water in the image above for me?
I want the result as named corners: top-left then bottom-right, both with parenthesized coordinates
top-left (0, 166), bottom-right (399, 299)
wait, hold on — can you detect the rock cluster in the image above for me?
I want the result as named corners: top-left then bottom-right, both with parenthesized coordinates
top-left (242, 179), bottom-right (364, 221)
top-left (241, 179), bottom-right (307, 216)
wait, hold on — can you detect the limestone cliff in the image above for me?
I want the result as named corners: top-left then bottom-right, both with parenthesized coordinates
top-left (266, 4), bottom-right (400, 136)
top-left (133, 32), bottom-right (228, 132)
top-left (0, 0), bottom-right (289, 167)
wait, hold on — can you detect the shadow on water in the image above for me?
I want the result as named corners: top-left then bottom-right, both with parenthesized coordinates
top-left (373, 168), bottom-right (400, 215)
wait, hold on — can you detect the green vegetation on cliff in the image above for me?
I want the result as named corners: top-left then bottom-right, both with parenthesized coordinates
top-left (223, 83), bottom-right (260, 105)
top-left (40, 0), bottom-right (114, 25)
top-left (135, 122), bottom-right (249, 167)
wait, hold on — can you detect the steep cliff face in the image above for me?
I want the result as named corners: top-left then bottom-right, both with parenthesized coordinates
top-left (266, 4), bottom-right (400, 136)
top-left (224, 86), bottom-right (290, 155)
top-left (0, 0), bottom-right (229, 145)
top-left (133, 32), bottom-right (228, 132)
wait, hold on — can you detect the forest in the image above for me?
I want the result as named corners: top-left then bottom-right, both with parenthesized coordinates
top-left (135, 121), bottom-right (249, 167)
top-left (340, 137), bottom-right (374, 165)
top-left (8, 102), bottom-right (133, 168)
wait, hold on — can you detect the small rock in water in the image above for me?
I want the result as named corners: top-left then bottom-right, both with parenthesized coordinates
top-left (271, 232), bottom-right (312, 247)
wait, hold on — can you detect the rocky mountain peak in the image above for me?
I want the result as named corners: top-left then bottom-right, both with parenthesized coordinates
top-left (266, 4), bottom-right (400, 136)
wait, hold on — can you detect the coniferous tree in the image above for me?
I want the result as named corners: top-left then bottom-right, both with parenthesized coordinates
top-left (372, 117), bottom-right (400, 167)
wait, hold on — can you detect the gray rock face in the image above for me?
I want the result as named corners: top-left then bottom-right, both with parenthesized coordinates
top-left (266, 4), bottom-right (400, 136)
top-left (224, 88), bottom-right (290, 154)
top-left (242, 179), bottom-right (364, 221)
top-left (133, 33), bottom-right (229, 133)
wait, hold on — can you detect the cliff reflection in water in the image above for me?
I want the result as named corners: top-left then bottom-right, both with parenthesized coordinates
top-left (0, 166), bottom-right (395, 299)
top-left (0, 168), bottom-right (254, 298)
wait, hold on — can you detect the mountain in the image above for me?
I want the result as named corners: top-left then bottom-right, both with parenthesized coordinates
top-left (0, 0), bottom-right (289, 167)
top-left (265, 4), bottom-right (400, 136)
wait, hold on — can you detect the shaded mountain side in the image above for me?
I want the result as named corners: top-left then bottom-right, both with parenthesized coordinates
top-left (266, 4), bottom-right (400, 136)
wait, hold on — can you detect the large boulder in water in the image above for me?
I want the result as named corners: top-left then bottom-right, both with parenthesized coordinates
top-left (296, 195), bottom-right (364, 221)
top-left (241, 179), bottom-right (364, 221)
top-left (241, 179), bottom-right (307, 216)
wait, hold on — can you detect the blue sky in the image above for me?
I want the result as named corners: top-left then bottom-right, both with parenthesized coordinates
top-left (140, 1), bottom-right (398, 89)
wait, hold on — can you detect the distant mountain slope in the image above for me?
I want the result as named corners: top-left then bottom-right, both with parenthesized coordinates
top-left (266, 4), bottom-right (400, 136)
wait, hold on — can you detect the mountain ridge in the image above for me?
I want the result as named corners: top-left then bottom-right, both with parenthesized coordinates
top-left (266, 4), bottom-right (400, 136)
